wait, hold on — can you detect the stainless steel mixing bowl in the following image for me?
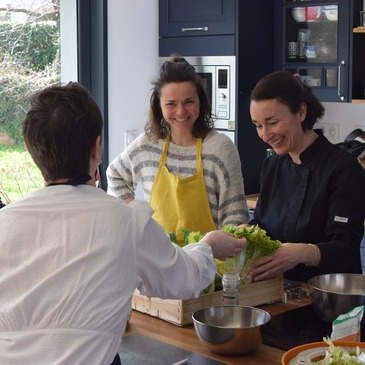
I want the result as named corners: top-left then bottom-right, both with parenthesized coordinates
top-left (192, 305), bottom-right (271, 355)
top-left (308, 273), bottom-right (365, 323)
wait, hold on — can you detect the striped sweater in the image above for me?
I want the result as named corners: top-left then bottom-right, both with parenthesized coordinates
top-left (107, 130), bottom-right (249, 228)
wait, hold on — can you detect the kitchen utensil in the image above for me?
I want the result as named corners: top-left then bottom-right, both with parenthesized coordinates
top-left (305, 45), bottom-right (317, 58)
top-left (297, 28), bottom-right (311, 42)
top-left (322, 5), bottom-right (338, 21)
top-left (281, 341), bottom-right (365, 365)
top-left (291, 7), bottom-right (306, 22)
top-left (298, 41), bottom-right (306, 57)
top-left (308, 273), bottom-right (365, 323)
top-left (306, 6), bottom-right (322, 21)
top-left (192, 305), bottom-right (271, 355)
top-left (287, 42), bottom-right (299, 58)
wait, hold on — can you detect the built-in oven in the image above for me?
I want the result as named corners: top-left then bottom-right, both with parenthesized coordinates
top-left (159, 55), bottom-right (236, 143)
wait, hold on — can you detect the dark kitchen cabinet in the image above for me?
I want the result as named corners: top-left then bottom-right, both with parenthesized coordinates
top-left (159, 0), bottom-right (236, 56)
top-left (158, 0), bottom-right (275, 194)
top-left (352, 27), bottom-right (365, 102)
top-left (159, 0), bottom-right (235, 38)
top-left (274, 0), bottom-right (362, 102)
top-left (235, 0), bottom-right (275, 194)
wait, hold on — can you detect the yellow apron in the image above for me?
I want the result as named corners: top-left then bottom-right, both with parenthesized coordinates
top-left (150, 135), bottom-right (216, 244)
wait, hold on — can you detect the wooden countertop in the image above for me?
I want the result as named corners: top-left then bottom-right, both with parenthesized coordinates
top-left (353, 26), bottom-right (365, 33)
top-left (124, 287), bottom-right (311, 365)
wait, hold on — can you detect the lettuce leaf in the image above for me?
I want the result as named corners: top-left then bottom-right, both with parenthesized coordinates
top-left (174, 225), bottom-right (281, 285)
top-left (221, 225), bottom-right (281, 283)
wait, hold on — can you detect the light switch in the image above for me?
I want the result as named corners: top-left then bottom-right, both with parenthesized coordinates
top-left (125, 130), bottom-right (138, 147)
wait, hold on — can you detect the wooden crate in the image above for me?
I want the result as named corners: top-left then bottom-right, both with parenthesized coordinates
top-left (131, 276), bottom-right (284, 327)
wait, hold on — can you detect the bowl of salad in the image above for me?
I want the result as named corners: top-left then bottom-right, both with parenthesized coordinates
top-left (281, 338), bottom-right (365, 365)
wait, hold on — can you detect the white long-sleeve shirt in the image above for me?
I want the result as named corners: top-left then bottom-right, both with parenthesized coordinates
top-left (0, 186), bottom-right (216, 365)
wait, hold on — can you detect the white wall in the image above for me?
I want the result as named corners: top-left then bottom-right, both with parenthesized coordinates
top-left (107, 0), bottom-right (159, 162)
top-left (60, 0), bottom-right (77, 83)
top-left (107, 0), bottom-right (365, 155)
top-left (320, 102), bottom-right (365, 143)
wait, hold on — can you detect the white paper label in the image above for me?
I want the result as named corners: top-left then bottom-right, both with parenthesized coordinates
top-left (334, 216), bottom-right (348, 223)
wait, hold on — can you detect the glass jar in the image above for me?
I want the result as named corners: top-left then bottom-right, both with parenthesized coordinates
top-left (222, 273), bottom-right (240, 305)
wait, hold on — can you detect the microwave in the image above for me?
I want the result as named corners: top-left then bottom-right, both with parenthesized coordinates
top-left (159, 56), bottom-right (236, 142)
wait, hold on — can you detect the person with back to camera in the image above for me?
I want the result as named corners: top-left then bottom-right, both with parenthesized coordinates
top-left (248, 70), bottom-right (365, 283)
top-left (107, 55), bottom-right (249, 244)
top-left (0, 82), bottom-right (246, 365)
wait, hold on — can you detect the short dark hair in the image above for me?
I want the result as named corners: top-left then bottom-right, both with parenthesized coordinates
top-left (250, 70), bottom-right (325, 131)
top-left (145, 54), bottom-right (214, 140)
top-left (22, 82), bottom-right (103, 181)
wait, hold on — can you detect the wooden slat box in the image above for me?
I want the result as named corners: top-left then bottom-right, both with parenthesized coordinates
top-left (131, 276), bottom-right (284, 327)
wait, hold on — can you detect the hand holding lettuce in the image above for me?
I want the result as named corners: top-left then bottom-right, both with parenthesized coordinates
top-left (169, 224), bottom-right (282, 288)
top-left (221, 225), bottom-right (281, 283)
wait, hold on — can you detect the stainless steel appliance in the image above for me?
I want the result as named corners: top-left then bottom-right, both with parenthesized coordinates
top-left (159, 55), bottom-right (236, 143)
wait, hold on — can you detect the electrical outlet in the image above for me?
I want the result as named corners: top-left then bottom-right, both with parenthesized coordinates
top-left (124, 130), bottom-right (138, 147)
top-left (316, 123), bottom-right (340, 141)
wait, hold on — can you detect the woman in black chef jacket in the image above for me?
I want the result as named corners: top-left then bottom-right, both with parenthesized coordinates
top-left (248, 70), bottom-right (365, 283)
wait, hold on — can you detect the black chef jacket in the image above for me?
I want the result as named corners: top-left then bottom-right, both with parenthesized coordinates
top-left (251, 133), bottom-right (365, 282)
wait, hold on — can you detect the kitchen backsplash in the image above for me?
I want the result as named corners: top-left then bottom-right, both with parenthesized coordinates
top-left (317, 102), bottom-right (365, 143)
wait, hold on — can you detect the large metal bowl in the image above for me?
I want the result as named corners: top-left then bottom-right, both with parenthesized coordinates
top-left (192, 305), bottom-right (271, 355)
top-left (308, 273), bottom-right (365, 323)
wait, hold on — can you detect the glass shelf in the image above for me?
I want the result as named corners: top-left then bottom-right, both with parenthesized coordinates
top-left (286, 5), bottom-right (338, 64)
top-left (277, 0), bottom-right (363, 102)
top-left (283, 4), bottom-right (340, 92)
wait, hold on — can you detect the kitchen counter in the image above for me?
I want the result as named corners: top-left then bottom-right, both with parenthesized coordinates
top-left (123, 286), bottom-right (311, 365)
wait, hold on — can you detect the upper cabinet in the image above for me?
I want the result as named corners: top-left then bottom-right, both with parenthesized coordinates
top-left (158, 0), bottom-right (275, 194)
top-left (352, 26), bottom-right (365, 103)
top-left (159, 0), bottom-right (237, 56)
top-left (274, 0), bottom-right (362, 102)
top-left (159, 0), bottom-right (236, 38)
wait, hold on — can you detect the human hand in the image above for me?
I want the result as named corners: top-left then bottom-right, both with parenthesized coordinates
top-left (123, 197), bottom-right (135, 204)
top-left (249, 243), bottom-right (303, 282)
top-left (200, 230), bottom-right (247, 261)
top-left (237, 223), bottom-right (251, 228)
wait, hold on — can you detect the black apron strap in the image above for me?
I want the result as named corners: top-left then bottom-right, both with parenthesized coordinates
top-left (46, 172), bottom-right (92, 187)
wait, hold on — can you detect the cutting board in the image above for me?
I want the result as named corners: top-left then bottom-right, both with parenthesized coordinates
top-left (118, 334), bottom-right (227, 365)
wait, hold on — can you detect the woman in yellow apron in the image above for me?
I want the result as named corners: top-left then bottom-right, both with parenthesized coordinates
top-left (150, 134), bottom-right (216, 244)
top-left (107, 55), bottom-right (249, 243)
